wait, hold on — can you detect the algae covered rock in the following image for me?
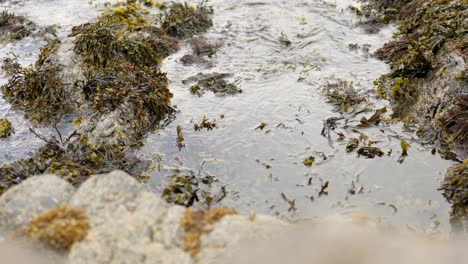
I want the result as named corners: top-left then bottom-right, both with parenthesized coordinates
top-left (0, 174), bottom-right (74, 230)
top-left (160, 2), bottom-right (213, 39)
top-left (371, 0), bottom-right (467, 155)
top-left (0, 118), bottom-right (14, 138)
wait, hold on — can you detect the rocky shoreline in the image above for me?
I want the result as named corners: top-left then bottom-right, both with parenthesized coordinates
top-left (0, 0), bottom-right (467, 260)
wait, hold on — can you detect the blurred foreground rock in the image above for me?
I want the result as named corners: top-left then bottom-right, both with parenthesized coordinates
top-left (0, 171), bottom-right (287, 263)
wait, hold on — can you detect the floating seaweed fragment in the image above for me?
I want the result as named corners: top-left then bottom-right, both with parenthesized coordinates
top-left (358, 107), bottom-right (387, 127)
top-left (346, 138), bottom-right (359, 153)
top-left (194, 116), bottom-right (216, 131)
top-left (281, 192), bottom-right (296, 212)
top-left (303, 156), bottom-right (315, 167)
top-left (357, 146), bottom-right (384, 158)
top-left (176, 125), bottom-right (185, 150)
top-left (0, 118), bottom-right (14, 138)
top-left (255, 122), bottom-right (267, 130)
top-left (319, 180), bottom-right (329, 197)
top-left (348, 180), bottom-right (364, 195)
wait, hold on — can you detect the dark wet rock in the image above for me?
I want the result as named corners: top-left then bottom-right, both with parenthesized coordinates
top-left (0, 174), bottom-right (74, 230)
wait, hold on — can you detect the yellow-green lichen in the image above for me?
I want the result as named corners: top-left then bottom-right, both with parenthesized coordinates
top-left (21, 206), bottom-right (90, 250)
top-left (180, 207), bottom-right (237, 257)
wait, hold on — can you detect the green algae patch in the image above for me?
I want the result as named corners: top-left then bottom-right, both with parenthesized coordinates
top-left (0, 118), bottom-right (14, 138)
top-left (180, 207), bottom-right (237, 257)
top-left (21, 206), bottom-right (89, 251)
top-left (160, 1), bottom-right (213, 39)
top-left (0, 11), bottom-right (36, 42)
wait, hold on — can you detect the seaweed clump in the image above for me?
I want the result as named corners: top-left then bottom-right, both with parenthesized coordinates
top-left (0, 118), bottom-right (14, 138)
top-left (0, 136), bottom-right (149, 193)
top-left (184, 73), bottom-right (241, 96)
top-left (324, 80), bottom-right (367, 113)
top-left (21, 206), bottom-right (89, 250)
top-left (440, 162), bottom-right (468, 232)
top-left (180, 207), bottom-right (237, 257)
top-left (435, 95), bottom-right (468, 152)
top-left (0, 1), bottom-right (216, 193)
top-left (1, 38), bottom-right (70, 125)
top-left (160, 1), bottom-right (213, 39)
top-left (0, 11), bottom-right (36, 42)
top-left (162, 167), bottom-right (226, 208)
